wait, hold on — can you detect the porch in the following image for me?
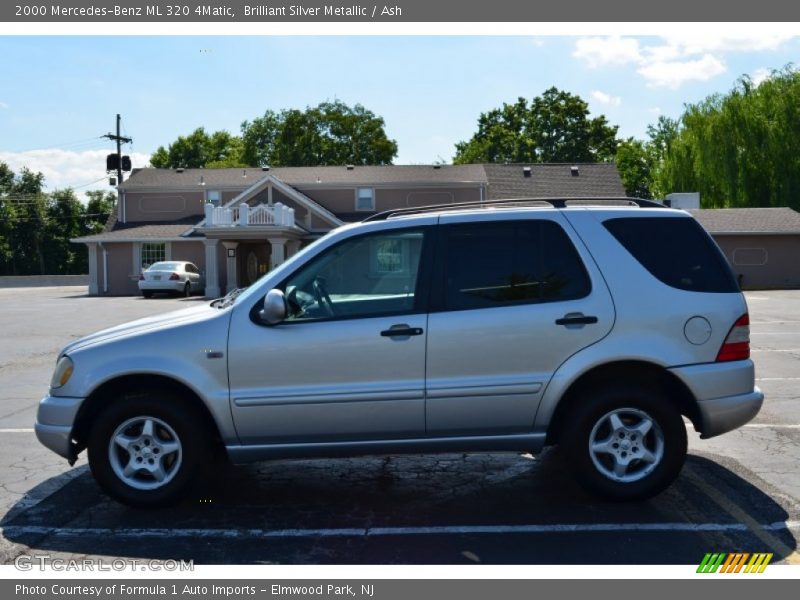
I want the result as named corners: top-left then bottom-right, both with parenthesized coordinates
top-left (199, 201), bottom-right (306, 298)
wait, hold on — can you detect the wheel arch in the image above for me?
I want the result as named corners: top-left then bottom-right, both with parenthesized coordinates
top-left (544, 360), bottom-right (701, 445)
top-left (71, 373), bottom-right (225, 456)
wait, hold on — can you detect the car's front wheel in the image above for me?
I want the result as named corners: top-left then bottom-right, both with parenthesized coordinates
top-left (87, 393), bottom-right (211, 507)
top-left (563, 382), bottom-right (687, 501)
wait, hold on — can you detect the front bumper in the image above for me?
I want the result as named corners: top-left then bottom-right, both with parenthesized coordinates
top-left (34, 394), bottom-right (84, 461)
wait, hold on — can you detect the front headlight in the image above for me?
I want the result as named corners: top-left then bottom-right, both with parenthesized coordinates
top-left (50, 356), bottom-right (74, 389)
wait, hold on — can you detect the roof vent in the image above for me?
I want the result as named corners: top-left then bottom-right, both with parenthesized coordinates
top-left (346, 164), bottom-right (355, 170)
top-left (261, 166), bottom-right (270, 172)
top-left (570, 166), bottom-right (580, 177)
top-left (199, 175), bottom-right (205, 186)
top-left (175, 167), bottom-right (184, 173)
top-left (242, 169), bottom-right (247, 178)
top-left (433, 164), bottom-right (442, 169)
top-left (523, 166), bottom-right (532, 178)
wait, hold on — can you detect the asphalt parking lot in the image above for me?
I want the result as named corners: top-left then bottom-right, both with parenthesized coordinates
top-left (0, 286), bottom-right (798, 565)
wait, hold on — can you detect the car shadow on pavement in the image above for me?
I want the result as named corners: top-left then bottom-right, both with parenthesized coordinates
top-left (3, 451), bottom-right (797, 565)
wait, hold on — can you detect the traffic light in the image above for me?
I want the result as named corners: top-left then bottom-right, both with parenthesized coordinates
top-left (106, 153), bottom-right (120, 171)
top-left (121, 155), bottom-right (132, 171)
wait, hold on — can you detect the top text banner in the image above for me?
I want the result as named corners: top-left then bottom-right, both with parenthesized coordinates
top-left (4, 0), bottom-right (800, 22)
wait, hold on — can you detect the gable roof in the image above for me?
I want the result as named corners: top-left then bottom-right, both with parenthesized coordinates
top-left (484, 163), bottom-right (626, 199)
top-left (689, 208), bottom-right (800, 234)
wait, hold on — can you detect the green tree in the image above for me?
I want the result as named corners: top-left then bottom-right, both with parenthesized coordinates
top-left (150, 127), bottom-right (245, 168)
top-left (615, 138), bottom-right (654, 199)
top-left (241, 101), bottom-right (398, 167)
top-left (454, 87), bottom-right (619, 164)
top-left (84, 190), bottom-right (116, 235)
top-left (655, 67), bottom-right (800, 209)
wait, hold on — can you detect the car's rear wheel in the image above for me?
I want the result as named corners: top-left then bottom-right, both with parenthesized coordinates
top-left (183, 282), bottom-right (191, 297)
top-left (87, 393), bottom-right (211, 507)
top-left (563, 382), bottom-right (687, 501)
top-left (142, 291), bottom-right (153, 298)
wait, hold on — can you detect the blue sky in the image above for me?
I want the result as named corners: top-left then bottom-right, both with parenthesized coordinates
top-left (0, 35), bottom-right (798, 198)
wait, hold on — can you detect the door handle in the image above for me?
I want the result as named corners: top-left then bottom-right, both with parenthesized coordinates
top-left (555, 314), bottom-right (598, 326)
top-left (381, 326), bottom-right (424, 337)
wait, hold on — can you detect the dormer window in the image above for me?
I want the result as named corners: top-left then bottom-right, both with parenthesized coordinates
top-left (356, 187), bottom-right (375, 212)
top-left (207, 190), bottom-right (221, 207)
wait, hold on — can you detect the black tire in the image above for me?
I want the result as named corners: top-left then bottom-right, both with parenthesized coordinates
top-left (87, 392), bottom-right (212, 507)
top-left (562, 382), bottom-right (687, 501)
top-left (142, 291), bottom-right (153, 298)
top-left (183, 282), bottom-right (191, 297)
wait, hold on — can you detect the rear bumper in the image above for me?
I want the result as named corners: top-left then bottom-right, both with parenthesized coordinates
top-left (669, 360), bottom-right (763, 438)
top-left (696, 388), bottom-right (763, 438)
top-left (138, 280), bottom-right (185, 292)
top-left (34, 394), bottom-right (84, 461)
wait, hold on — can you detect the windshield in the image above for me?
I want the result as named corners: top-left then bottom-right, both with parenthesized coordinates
top-left (147, 262), bottom-right (183, 271)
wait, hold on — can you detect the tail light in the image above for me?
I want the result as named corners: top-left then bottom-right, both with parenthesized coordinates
top-left (169, 273), bottom-right (180, 280)
top-left (716, 314), bottom-right (750, 362)
top-left (139, 273), bottom-right (145, 281)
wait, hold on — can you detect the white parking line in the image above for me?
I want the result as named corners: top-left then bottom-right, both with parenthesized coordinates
top-left (3, 521), bottom-right (799, 540)
top-left (0, 428), bottom-right (34, 433)
top-left (756, 377), bottom-right (800, 381)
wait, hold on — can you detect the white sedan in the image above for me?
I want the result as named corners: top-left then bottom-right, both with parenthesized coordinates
top-left (138, 261), bottom-right (205, 298)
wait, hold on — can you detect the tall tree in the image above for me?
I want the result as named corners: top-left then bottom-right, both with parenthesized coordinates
top-left (655, 67), bottom-right (800, 209)
top-left (150, 127), bottom-right (246, 168)
top-left (454, 87), bottom-right (619, 164)
top-left (241, 101), bottom-right (398, 167)
top-left (615, 138), bottom-right (654, 199)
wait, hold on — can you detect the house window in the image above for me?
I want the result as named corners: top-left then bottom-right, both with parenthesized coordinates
top-left (356, 187), bottom-right (375, 212)
top-left (141, 243), bottom-right (166, 270)
top-left (207, 190), bottom-right (222, 207)
top-left (370, 235), bottom-right (415, 277)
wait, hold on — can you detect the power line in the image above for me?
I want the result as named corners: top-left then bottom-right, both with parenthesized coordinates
top-left (0, 212), bottom-right (111, 222)
top-left (10, 136), bottom-right (106, 153)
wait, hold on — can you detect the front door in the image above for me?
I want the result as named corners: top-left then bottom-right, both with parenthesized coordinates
top-left (425, 213), bottom-right (615, 435)
top-left (227, 225), bottom-right (434, 445)
top-left (238, 243), bottom-right (270, 287)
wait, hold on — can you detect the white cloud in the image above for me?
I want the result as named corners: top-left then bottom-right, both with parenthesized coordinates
top-left (637, 54), bottom-right (727, 89)
top-left (573, 34), bottom-right (794, 89)
top-left (0, 102), bottom-right (8, 109)
top-left (648, 107), bottom-right (662, 115)
top-left (751, 67), bottom-right (772, 86)
top-left (573, 36), bottom-right (641, 68)
top-left (590, 90), bottom-right (622, 107)
top-left (529, 37), bottom-right (545, 47)
top-left (0, 148), bottom-right (151, 201)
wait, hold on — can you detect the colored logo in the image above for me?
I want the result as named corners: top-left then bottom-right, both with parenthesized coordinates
top-left (697, 552), bottom-right (773, 573)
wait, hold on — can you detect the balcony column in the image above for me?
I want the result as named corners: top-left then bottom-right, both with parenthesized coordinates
top-left (285, 239), bottom-right (301, 258)
top-left (204, 238), bottom-right (220, 298)
top-left (270, 238), bottom-right (286, 270)
top-left (222, 241), bottom-right (239, 293)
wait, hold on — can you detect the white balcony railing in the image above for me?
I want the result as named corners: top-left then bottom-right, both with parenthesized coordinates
top-left (204, 202), bottom-right (295, 228)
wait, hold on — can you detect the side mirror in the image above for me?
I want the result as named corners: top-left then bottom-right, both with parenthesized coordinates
top-left (259, 288), bottom-right (287, 325)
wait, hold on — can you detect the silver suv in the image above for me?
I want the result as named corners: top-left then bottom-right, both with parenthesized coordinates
top-left (35, 199), bottom-right (763, 506)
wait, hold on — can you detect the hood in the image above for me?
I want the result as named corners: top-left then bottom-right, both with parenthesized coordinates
top-left (61, 302), bottom-right (226, 356)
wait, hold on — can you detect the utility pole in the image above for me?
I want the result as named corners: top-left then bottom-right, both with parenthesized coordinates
top-left (102, 114), bottom-right (132, 184)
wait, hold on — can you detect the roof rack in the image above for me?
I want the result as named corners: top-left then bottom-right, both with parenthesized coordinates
top-left (362, 196), bottom-right (666, 222)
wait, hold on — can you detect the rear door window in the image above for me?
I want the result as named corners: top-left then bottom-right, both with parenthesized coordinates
top-left (603, 216), bottom-right (738, 293)
top-left (440, 220), bottom-right (591, 311)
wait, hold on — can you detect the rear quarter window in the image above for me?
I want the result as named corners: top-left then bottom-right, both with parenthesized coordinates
top-left (603, 216), bottom-right (739, 293)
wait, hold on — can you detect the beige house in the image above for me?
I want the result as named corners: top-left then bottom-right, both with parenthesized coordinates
top-left (690, 207), bottom-right (800, 289)
top-left (72, 163), bottom-right (627, 297)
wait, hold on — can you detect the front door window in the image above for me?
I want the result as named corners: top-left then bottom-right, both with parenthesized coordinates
top-left (281, 228), bottom-right (428, 322)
